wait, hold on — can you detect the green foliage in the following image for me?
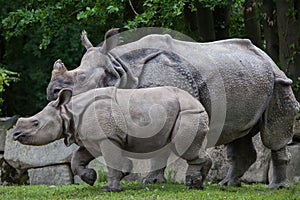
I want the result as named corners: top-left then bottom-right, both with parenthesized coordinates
top-left (0, 67), bottom-right (19, 93)
top-left (0, 0), bottom-right (125, 116)
top-left (229, 0), bottom-right (245, 37)
top-left (0, 182), bottom-right (299, 200)
top-left (125, 0), bottom-right (186, 29)
top-left (125, 0), bottom-right (231, 30)
top-left (0, 65), bottom-right (19, 113)
top-left (165, 169), bottom-right (178, 183)
top-left (97, 168), bottom-right (108, 183)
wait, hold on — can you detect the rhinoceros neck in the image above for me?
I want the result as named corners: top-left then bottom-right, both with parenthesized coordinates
top-left (60, 87), bottom-right (117, 145)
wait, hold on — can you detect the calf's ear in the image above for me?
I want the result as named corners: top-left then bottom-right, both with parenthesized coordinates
top-left (53, 88), bottom-right (72, 108)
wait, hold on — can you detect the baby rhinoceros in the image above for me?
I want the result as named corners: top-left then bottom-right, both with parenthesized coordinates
top-left (13, 86), bottom-right (211, 192)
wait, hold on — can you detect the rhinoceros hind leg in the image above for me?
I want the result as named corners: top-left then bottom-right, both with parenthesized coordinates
top-left (142, 150), bottom-right (169, 184)
top-left (80, 169), bottom-right (97, 186)
top-left (268, 147), bottom-right (291, 189)
top-left (219, 131), bottom-right (257, 187)
top-left (71, 146), bottom-right (97, 185)
top-left (142, 168), bottom-right (167, 184)
top-left (185, 153), bottom-right (212, 190)
top-left (260, 82), bottom-right (298, 189)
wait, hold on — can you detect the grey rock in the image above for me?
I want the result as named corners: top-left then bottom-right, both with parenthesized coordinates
top-left (0, 116), bottom-right (18, 152)
top-left (206, 145), bottom-right (229, 183)
top-left (28, 165), bottom-right (73, 185)
top-left (4, 128), bottom-right (79, 170)
top-left (0, 130), bottom-right (6, 152)
top-left (0, 154), bottom-right (28, 185)
top-left (293, 118), bottom-right (300, 141)
top-left (268, 143), bottom-right (300, 183)
top-left (166, 154), bottom-right (187, 183)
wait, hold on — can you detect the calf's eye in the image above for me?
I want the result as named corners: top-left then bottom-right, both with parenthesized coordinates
top-left (32, 120), bottom-right (39, 127)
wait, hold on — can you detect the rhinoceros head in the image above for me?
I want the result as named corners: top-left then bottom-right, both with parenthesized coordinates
top-left (46, 29), bottom-right (120, 101)
top-left (13, 89), bottom-right (72, 146)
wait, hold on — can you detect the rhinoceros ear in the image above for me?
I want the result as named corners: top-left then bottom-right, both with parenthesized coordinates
top-left (53, 88), bottom-right (72, 108)
top-left (81, 30), bottom-right (93, 50)
top-left (101, 28), bottom-right (120, 54)
top-left (53, 59), bottom-right (67, 73)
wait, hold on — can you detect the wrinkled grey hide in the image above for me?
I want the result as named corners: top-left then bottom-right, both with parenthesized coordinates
top-left (46, 29), bottom-right (299, 188)
top-left (13, 87), bottom-right (211, 191)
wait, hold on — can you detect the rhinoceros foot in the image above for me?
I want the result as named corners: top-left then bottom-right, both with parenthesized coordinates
top-left (81, 168), bottom-right (97, 186)
top-left (186, 175), bottom-right (204, 190)
top-left (142, 169), bottom-right (166, 184)
top-left (268, 180), bottom-right (289, 189)
top-left (218, 177), bottom-right (241, 187)
top-left (102, 185), bottom-right (122, 192)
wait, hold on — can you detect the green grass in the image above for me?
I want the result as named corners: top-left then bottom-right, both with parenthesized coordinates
top-left (0, 182), bottom-right (299, 200)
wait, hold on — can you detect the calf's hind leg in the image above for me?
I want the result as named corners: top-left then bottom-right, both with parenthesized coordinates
top-left (71, 146), bottom-right (97, 185)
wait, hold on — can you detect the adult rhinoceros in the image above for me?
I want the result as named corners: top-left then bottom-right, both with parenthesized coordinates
top-left (46, 28), bottom-right (299, 189)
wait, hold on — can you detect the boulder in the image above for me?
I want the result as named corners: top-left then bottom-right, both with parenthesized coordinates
top-left (166, 153), bottom-right (187, 183)
top-left (4, 128), bottom-right (79, 170)
top-left (0, 154), bottom-right (28, 185)
top-left (28, 165), bottom-right (73, 185)
top-left (268, 143), bottom-right (300, 183)
top-left (0, 116), bottom-right (19, 152)
top-left (206, 145), bottom-right (229, 183)
top-left (293, 118), bottom-right (300, 142)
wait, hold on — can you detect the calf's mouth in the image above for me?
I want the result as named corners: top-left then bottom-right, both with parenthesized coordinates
top-left (13, 131), bottom-right (27, 141)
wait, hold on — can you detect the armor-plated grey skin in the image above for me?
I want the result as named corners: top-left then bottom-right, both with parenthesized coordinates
top-left (13, 87), bottom-right (211, 191)
top-left (46, 29), bottom-right (299, 188)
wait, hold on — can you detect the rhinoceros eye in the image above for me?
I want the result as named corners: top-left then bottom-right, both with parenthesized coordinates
top-left (32, 120), bottom-right (39, 127)
top-left (77, 73), bottom-right (86, 82)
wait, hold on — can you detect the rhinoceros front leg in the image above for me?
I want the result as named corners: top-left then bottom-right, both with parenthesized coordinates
top-left (100, 139), bottom-right (133, 192)
top-left (219, 131), bottom-right (257, 187)
top-left (71, 146), bottom-right (97, 186)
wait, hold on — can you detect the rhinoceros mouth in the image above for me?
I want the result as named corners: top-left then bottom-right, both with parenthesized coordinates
top-left (13, 131), bottom-right (27, 141)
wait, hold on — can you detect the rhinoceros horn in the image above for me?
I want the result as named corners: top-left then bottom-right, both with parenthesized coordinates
top-left (53, 59), bottom-right (67, 73)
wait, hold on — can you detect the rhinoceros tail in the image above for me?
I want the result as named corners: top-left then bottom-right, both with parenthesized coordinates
top-left (274, 77), bottom-right (293, 85)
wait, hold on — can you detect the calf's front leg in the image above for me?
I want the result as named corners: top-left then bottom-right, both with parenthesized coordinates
top-left (101, 139), bottom-right (132, 192)
top-left (71, 146), bottom-right (97, 185)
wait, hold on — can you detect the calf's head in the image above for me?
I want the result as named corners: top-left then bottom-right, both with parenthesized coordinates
top-left (46, 28), bottom-right (120, 101)
top-left (13, 89), bottom-right (72, 146)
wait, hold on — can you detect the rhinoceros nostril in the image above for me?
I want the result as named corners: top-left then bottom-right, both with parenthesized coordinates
top-left (13, 131), bottom-right (25, 140)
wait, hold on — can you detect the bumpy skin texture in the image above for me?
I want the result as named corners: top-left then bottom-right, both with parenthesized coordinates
top-left (13, 87), bottom-right (211, 191)
top-left (46, 29), bottom-right (299, 188)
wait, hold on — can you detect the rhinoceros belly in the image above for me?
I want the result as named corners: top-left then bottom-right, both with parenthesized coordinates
top-left (116, 88), bottom-right (180, 154)
top-left (204, 52), bottom-right (274, 146)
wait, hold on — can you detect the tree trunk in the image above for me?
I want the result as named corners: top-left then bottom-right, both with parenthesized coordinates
top-left (262, 0), bottom-right (279, 63)
top-left (183, 4), bottom-right (200, 40)
top-left (244, 0), bottom-right (262, 48)
top-left (276, 1), bottom-right (300, 76)
top-left (276, 0), bottom-right (300, 98)
top-left (196, 3), bottom-right (216, 41)
top-left (213, 0), bottom-right (232, 40)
